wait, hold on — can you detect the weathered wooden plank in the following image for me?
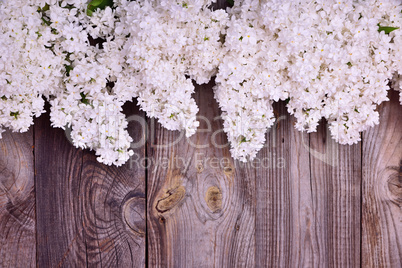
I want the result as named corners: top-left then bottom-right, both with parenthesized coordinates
top-left (362, 89), bottom-right (402, 268)
top-left (0, 129), bottom-right (36, 267)
top-left (308, 122), bottom-right (362, 267)
top-left (147, 81), bottom-right (256, 267)
top-left (255, 103), bottom-right (361, 267)
top-left (35, 102), bottom-right (146, 267)
top-left (285, 124), bottom-right (317, 268)
top-left (79, 101), bottom-right (146, 267)
top-left (254, 101), bottom-right (313, 267)
top-left (35, 106), bottom-right (86, 267)
top-left (147, 1), bottom-right (256, 266)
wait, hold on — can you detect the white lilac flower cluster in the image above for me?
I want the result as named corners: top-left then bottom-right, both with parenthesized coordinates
top-left (0, 0), bottom-right (401, 166)
top-left (114, 0), bottom-right (227, 136)
top-left (0, 0), bottom-right (64, 135)
top-left (214, 0), bottom-right (402, 161)
top-left (0, 0), bottom-right (227, 166)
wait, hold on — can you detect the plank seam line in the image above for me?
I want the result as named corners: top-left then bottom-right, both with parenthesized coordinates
top-left (79, 151), bottom-right (89, 268)
top-left (145, 113), bottom-right (149, 268)
top-left (308, 134), bottom-right (313, 212)
top-left (359, 132), bottom-right (363, 268)
top-left (34, 118), bottom-right (38, 267)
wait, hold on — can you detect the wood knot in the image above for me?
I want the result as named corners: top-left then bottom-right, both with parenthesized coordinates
top-left (122, 195), bottom-right (146, 236)
top-left (223, 165), bottom-right (234, 176)
top-left (205, 186), bottom-right (222, 213)
top-left (387, 172), bottom-right (401, 205)
top-left (155, 186), bottom-right (186, 213)
top-left (196, 163), bottom-right (204, 173)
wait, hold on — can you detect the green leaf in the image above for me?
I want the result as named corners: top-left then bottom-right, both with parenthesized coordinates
top-left (89, 0), bottom-right (104, 7)
top-left (239, 136), bottom-right (248, 144)
top-left (64, 64), bottom-right (73, 76)
top-left (41, 17), bottom-right (51, 26)
top-left (10, 111), bottom-right (19, 119)
top-left (378, 24), bottom-right (399, 34)
top-left (80, 92), bottom-right (90, 105)
top-left (87, 0), bottom-right (113, 16)
top-left (40, 3), bottom-right (50, 11)
top-left (227, 0), bottom-right (234, 7)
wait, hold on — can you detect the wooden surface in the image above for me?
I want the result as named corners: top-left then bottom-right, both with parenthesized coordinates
top-left (34, 102), bottom-right (146, 267)
top-left (0, 129), bottom-right (36, 268)
top-left (1, 2), bottom-right (401, 267)
top-left (0, 85), bottom-right (400, 268)
top-left (361, 89), bottom-right (402, 268)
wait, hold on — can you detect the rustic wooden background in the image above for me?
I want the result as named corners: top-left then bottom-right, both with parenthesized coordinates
top-left (1, 2), bottom-right (402, 267)
top-left (1, 84), bottom-right (401, 268)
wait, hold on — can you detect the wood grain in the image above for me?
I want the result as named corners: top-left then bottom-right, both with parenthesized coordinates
top-left (254, 101), bottom-right (324, 267)
top-left (0, 129), bottom-right (36, 267)
top-left (0, 0), bottom-right (401, 263)
top-left (147, 2), bottom-right (257, 266)
top-left (254, 101), bottom-right (361, 268)
top-left (35, 102), bottom-right (146, 267)
top-left (147, 81), bottom-right (256, 267)
top-left (308, 121), bottom-right (362, 267)
top-left (362, 89), bottom-right (402, 268)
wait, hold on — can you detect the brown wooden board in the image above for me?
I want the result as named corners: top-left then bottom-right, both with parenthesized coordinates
top-left (362, 89), bottom-right (402, 268)
top-left (146, 81), bottom-right (257, 267)
top-left (308, 122), bottom-right (362, 267)
top-left (0, 129), bottom-right (36, 267)
top-left (254, 101), bottom-right (312, 267)
top-left (34, 102), bottom-right (146, 267)
top-left (0, 0), bottom-right (401, 265)
top-left (0, 83), bottom-right (400, 268)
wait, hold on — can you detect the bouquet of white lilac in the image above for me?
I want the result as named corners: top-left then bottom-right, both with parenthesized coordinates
top-left (0, 0), bottom-right (401, 166)
top-left (0, 0), bottom-right (65, 136)
top-left (0, 0), bottom-right (227, 166)
top-left (215, 0), bottom-right (402, 161)
top-left (114, 0), bottom-right (228, 137)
